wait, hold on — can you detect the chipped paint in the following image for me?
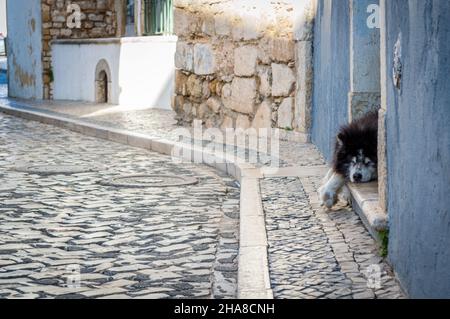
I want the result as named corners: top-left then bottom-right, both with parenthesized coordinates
top-left (30, 18), bottom-right (36, 32)
top-left (6, 0), bottom-right (43, 99)
top-left (12, 55), bottom-right (36, 88)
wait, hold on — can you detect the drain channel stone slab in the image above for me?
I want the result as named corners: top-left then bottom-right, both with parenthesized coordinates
top-left (99, 174), bottom-right (198, 188)
top-left (13, 164), bottom-right (96, 176)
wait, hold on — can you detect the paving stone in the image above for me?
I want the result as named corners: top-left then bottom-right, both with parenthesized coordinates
top-left (261, 176), bottom-right (405, 299)
top-left (0, 113), bottom-right (239, 299)
top-left (81, 287), bottom-right (127, 298)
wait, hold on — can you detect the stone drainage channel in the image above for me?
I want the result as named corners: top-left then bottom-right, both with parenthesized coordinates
top-left (0, 104), bottom-right (405, 299)
top-left (13, 165), bottom-right (199, 189)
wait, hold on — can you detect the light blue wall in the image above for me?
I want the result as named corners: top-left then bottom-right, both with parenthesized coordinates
top-left (385, 0), bottom-right (450, 298)
top-left (7, 0), bottom-right (43, 99)
top-left (311, 0), bottom-right (350, 162)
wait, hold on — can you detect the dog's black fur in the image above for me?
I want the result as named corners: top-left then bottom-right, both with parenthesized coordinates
top-left (332, 111), bottom-right (378, 178)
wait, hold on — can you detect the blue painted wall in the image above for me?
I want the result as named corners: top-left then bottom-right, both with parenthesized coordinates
top-left (6, 0), bottom-right (43, 99)
top-left (385, 0), bottom-right (450, 298)
top-left (311, 0), bottom-right (350, 162)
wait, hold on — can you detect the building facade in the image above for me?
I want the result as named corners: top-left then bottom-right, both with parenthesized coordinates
top-left (171, 0), bottom-right (450, 298)
top-left (7, 0), bottom-right (176, 108)
top-left (381, 0), bottom-right (450, 298)
top-left (310, 0), bottom-right (450, 298)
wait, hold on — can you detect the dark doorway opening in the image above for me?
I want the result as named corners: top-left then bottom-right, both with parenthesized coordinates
top-left (95, 59), bottom-right (111, 104)
top-left (96, 70), bottom-right (108, 103)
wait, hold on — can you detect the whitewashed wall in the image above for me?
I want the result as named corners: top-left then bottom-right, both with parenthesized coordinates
top-left (52, 36), bottom-right (177, 110)
top-left (0, 0), bottom-right (7, 36)
top-left (52, 39), bottom-right (121, 103)
top-left (118, 37), bottom-right (177, 109)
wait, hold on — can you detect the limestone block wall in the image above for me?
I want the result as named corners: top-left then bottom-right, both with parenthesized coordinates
top-left (172, 0), bottom-right (302, 132)
top-left (41, 0), bottom-right (119, 99)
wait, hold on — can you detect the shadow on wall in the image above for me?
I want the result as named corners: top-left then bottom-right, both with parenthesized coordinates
top-left (152, 68), bottom-right (174, 109)
top-left (117, 37), bottom-right (177, 110)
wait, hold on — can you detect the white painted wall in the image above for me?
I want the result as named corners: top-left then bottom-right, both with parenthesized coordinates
top-left (52, 40), bottom-right (121, 103)
top-left (7, 0), bottom-right (43, 99)
top-left (118, 37), bottom-right (176, 108)
top-left (0, 0), bottom-right (6, 36)
top-left (52, 36), bottom-right (176, 110)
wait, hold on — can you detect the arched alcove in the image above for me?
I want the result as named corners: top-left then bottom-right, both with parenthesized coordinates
top-left (95, 59), bottom-right (111, 103)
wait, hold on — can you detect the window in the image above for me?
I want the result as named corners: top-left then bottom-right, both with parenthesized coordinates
top-left (143, 0), bottom-right (173, 36)
top-left (126, 0), bottom-right (135, 25)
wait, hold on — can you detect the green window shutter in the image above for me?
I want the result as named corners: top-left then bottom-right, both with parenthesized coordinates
top-left (144, 0), bottom-right (173, 36)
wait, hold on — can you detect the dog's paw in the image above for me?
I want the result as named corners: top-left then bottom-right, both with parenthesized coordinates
top-left (339, 185), bottom-right (352, 207)
top-left (319, 186), bottom-right (337, 209)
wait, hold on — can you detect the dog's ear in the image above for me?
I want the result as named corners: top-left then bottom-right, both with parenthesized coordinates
top-left (337, 132), bottom-right (346, 146)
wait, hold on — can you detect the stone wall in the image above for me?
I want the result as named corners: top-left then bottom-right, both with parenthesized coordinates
top-left (41, 0), bottom-right (120, 99)
top-left (172, 0), bottom-right (304, 132)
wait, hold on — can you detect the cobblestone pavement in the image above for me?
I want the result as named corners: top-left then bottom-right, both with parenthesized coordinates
top-left (262, 176), bottom-right (405, 299)
top-left (0, 113), bottom-right (239, 299)
top-left (0, 77), bottom-right (406, 299)
top-left (10, 101), bottom-right (183, 141)
top-left (2, 100), bottom-right (323, 168)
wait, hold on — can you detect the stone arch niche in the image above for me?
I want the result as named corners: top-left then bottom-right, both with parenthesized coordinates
top-left (95, 59), bottom-right (112, 103)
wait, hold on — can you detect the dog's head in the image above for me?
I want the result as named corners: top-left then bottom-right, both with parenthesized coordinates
top-left (334, 127), bottom-right (378, 183)
top-left (346, 148), bottom-right (377, 183)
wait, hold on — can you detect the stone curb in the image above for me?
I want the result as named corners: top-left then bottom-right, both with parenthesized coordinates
top-left (347, 182), bottom-right (388, 242)
top-left (0, 103), bottom-right (274, 299)
top-left (238, 177), bottom-right (273, 299)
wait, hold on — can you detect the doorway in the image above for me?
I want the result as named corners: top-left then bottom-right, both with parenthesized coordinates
top-left (95, 59), bottom-right (111, 104)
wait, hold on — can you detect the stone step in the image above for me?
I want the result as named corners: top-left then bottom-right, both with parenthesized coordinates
top-left (347, 182), bottom-right (388, 243)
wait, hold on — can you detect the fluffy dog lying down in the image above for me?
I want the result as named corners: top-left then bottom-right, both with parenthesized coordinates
top-left (319, 111), bottom-right (378, 208)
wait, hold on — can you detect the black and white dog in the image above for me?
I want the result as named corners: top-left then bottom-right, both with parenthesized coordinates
top-left (319, 111), bottom-right (378, 208)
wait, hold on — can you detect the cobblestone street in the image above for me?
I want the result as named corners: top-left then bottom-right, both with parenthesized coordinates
top-left (0, 113), bottom-right (239, 299)
top-left (262, 177), bottom-right (404, 299)
top-left (0, 97), bottom-right (407, 299)
top-left (0, 0), bottom-right (448, 301)
top-left (0, 70), bottom-right (406, 299)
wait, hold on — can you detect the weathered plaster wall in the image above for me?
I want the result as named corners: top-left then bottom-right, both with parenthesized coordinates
top-left (384, 0), bottom-right (450, 298)
top-left (42, 0), bottom-right (119, 99)
top-left (7, 0), bottom-right (44, 99)
top-left (348, 0), bottom-right (380, 122)
top-left (293, 0), bottom-right (316, 137)
top-left (172, 0), bottom-right (310, 133)
top-left (311, 0), bottom-right (350, 161)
